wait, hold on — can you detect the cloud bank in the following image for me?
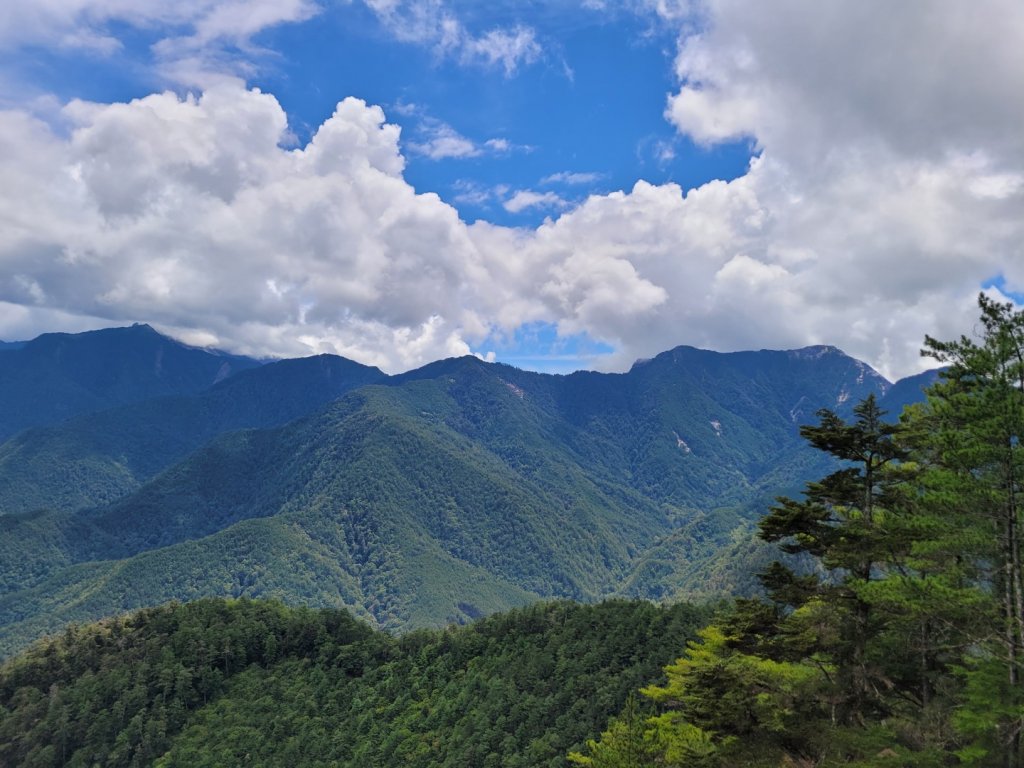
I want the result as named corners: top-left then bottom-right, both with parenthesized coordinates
top-left (0, 1), bottom-right (1021, 379)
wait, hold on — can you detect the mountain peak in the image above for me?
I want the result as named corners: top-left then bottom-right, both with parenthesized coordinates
top-left (634, 343), bottom-right (853, 372)
top-left (28, 323), bottom-right (165, 350)
top-left (0, 324), bottom-right (261, 441)
top-left (394, 354), bottom-right (505, 384)
top-left (786, 344), bottom-right (844, 358)
top-left (629, 345), bottom-right (714, 371)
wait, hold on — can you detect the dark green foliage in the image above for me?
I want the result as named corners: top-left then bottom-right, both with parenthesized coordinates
top-left (0, 598), bottom-right (707, 768)
top-left (0, 599), bottom-right (376, 767)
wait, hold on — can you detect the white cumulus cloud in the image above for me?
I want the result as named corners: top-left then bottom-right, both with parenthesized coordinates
top-left (503, 190), bottom-right (570, 214)
top-left (0, 0), bottom-right (320, 84)
top-left (1, 2), bottom-right (1022, 380)
top-left (0, 87), bottom-right (486, 370)
top-left (362, 0), bottom-right (542, 76)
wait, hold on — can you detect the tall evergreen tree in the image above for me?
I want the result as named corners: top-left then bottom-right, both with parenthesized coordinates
top-left (913, 294), bottom-right (1024, 765)
top-left (758, 394), bottom-right (909, 725)
top-left (572, 396), bottom-right (927, 766)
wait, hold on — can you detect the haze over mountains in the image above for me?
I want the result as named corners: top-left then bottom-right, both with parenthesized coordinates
top-left (0, 325), bottom-right (260, 442)
top-left (0, 325), bottom-right (935, 657)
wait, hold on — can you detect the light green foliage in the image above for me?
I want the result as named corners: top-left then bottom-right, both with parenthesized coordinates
top-left (569, 695), bottom-right (669, 768)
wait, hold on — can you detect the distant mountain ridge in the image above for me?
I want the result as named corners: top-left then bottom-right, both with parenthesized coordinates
top-left (0, 325), bottom-right (936, 656)
top-left (0, 324), bottom-right (260, 441)
top-left (0, 354), bottom-right (386, 515)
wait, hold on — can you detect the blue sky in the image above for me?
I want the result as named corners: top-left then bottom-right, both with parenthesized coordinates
top-left (983, 276), bottom-right (1024, 305)
top-left (0, 1), bottom-right (1021, 379)
top-left (262, 4), bottom-right (753, 228)
top-left (5, 1), bottom-right (752, 230)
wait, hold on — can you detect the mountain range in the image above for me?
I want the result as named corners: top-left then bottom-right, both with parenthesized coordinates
top-left (0, 325), bottom-right (935, 657)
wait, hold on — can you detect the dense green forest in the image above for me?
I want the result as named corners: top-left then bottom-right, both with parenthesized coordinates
top-left (0, 598), bottom-right (707, 767)
top-left (0, 333), bottom-right (915, 656)
top-left (571, 295), bottom-right (1024, 766)
top-left (7, 302), bottom-right (1016, 765)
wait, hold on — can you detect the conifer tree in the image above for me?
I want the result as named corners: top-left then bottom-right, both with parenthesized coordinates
top-left (571, 397), bottom-right (923, 766)
top-left (572, 296), bottom-right (1024, 767)
top-left (913, 294), bottom-right (1024, 765)
top-left (758, 394), bottom-right (908, 725)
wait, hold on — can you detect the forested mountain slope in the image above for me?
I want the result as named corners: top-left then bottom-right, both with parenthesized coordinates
top-left (0, 354), bottom-right (385, 515)
top-left (0, 598), bottom-right (707, 768)
top-left (0, 373), bottom-right (675, 652)
top-left (0, 332), bottom-right (921, 656)
top-left (0, 338), bottom-right (892, 519)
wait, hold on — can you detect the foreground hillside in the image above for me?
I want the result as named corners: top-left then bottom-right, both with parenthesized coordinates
top-left (0, 598), bottom-right (706, 768)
